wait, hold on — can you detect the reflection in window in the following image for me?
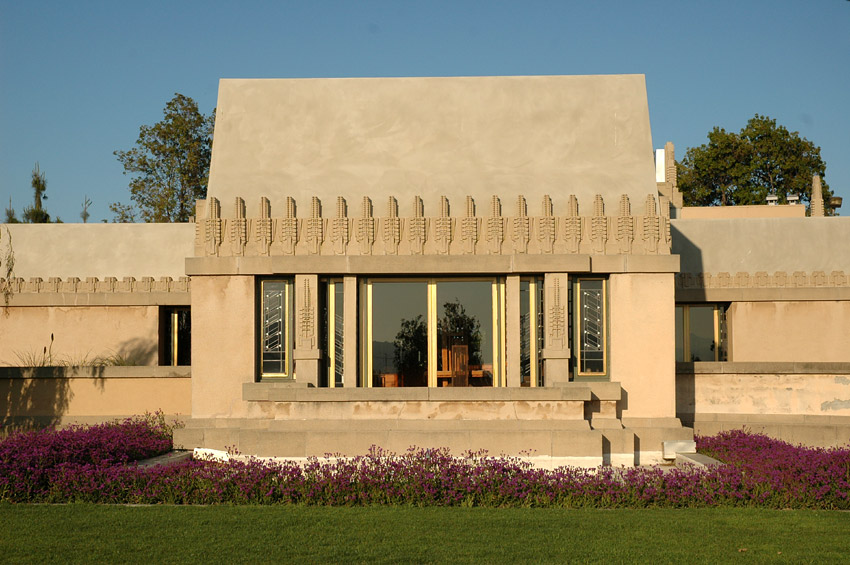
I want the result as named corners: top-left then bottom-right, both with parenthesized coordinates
top-left (576, 278), bottom-right (606, 376)
top-left (261, 280), bottom-right (292, 377)
top-left (370, 281), bottom-right (428, 387)
top-left (675, 304), bottom-right (728, 362)
top-left (364, 279), bottom-right (501, 388)
top-left (437, 281), bottom-right (493, 387)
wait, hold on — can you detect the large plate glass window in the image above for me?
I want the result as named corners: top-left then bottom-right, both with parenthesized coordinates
top-left (362, 278), bottom-right (503, 388)
top-left (260, 279), bottom-right (293, 378)
top-left (574, 278), bottom-right (607, 378)
top-left (675, 304), bottom-right (728, 362)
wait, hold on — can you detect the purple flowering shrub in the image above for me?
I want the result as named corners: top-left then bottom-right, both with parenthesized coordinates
top-left (2, 422), bottom-right (849, 508)
top-left (695, 429), bottom-right (850, 508)
top-left (0, 412), bottom-right (172, 502)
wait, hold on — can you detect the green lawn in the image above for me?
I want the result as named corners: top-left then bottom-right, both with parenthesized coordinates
top-left (1, 505), bottom-right (848, 563)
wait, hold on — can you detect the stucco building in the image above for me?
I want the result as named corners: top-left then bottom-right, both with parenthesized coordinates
top-left (2, 75), bottom-right (848, 465)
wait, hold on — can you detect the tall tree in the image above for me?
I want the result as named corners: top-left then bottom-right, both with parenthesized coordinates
top-left (22, 163), bottom-right (51, 223)
top-left (678, 115), bottom-right (831, 211)
top-left (113, 93), bottom-right (214, 222)
top-left (4, 198), bottom-right (20, 224)
top-left (80, 196), bottom-right (92, 223)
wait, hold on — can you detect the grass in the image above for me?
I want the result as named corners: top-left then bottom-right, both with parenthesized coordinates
top-left (1, 505), bottom-right (848, 563)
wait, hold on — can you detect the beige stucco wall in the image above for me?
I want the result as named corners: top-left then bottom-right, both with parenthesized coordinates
top-left (190, 275), bottom-right (255, 417)
top-left (728, 301), bottom-right (850, 362)
top-left (0, 367), bottom-right (191, 426)
top-left (207, 75), bottom-right (658, 216)
top-left (672, 217), bottom-right (850, 274)
top-left (677, 368), bottom-right (850, 417)
top-left (0, 306), bottom-right (159, 366)
top-left (3, 223), bottom-right (194, 280)
top-left (609, 273), bottom-right (676, 418)
top-left (679, 205), bottom-right (805, 219)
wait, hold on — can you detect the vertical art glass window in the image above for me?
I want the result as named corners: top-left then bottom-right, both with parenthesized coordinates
top-left (577, 279), bottom-right (606, 375)
top-left (331, 280), bottom-right (344, 387)
top-left (261, 280), bottom-right (292, 377)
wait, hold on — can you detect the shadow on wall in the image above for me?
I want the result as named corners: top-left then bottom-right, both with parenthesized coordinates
top-left (0, 338), bottom-right (158, 430)
top-left (670, 224), bottom-right (705, 300)
top-left (0, 367), bottom-right (72, 430)
top-left (116, 338), bottom-right (158, 366)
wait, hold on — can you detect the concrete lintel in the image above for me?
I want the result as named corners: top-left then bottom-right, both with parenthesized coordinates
top-left (6, 292), bottom-right (190, 307)
top-left (675, 287), bottom-right (850, 302)
top-left (591, 254), bottom-right (679, 274)
top-left (188, 254), bottom-right (591, 276)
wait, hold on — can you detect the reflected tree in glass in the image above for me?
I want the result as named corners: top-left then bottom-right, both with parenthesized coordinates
top-left (393, 314), bottom-right (428, 387)
top-left (438, 300), bottom-right (482, 366)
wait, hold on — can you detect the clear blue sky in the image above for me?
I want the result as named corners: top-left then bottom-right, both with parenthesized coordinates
top-left (2, 1), bottom-right (848, 222)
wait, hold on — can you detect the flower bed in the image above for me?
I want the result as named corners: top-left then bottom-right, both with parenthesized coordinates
top-left (0, 413), bottom-right (172, 502)
top-left (1, 420), bottom-right (848, 508)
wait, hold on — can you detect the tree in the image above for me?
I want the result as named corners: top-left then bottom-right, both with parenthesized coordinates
top-left (80, 196), bottom-right (92, 223)
top-left (678, 115), bottom-right (831, 211)
top-left (113, 93), bottom-right (214, 222)
top-left (439, 300), bottom-right (482, 366)
top-left (4, 198), bottom-right (19, 224)
top-left (393, 315), bottom-right (428, 385)
top-left (22, 163), bottom-right (51, 223)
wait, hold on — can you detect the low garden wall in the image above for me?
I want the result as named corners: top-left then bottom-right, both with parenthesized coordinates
top-left (677, 362), bottom-right (850, 447)
top-left (0, 366), bottom-right (191, 429)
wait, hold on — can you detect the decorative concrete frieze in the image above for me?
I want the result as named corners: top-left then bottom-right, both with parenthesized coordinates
top-left (486, 196), bottom-right (504, 255)
top-left (408, 196), bottom-right (427, 255)
top-left (512, 196), bottom-right (530, 254)
top-left (229, 197), bottom-right (248, 257)
top-left (461, 196), bottom-right (479, 254)
top-left (306, 197), bottom-right (324, 255)
top-left (383, 197), bottom-right (401, 255)
top-left (331, 196), bottom-right (350, 255)
top-left (192, 193), bottom-right (673, 258)
top-left (676, 270), bottom-right (849, 289)
top-left (356, 197), bottom-right (376, 256)
top-left (2, 276), bottom-right (191, 294)
top-left (252, 197), bottom-right (273, 256)
top-left (537, 195), bottom-right (556, 254)
top-left (435, 196), bottom-right (453, 255)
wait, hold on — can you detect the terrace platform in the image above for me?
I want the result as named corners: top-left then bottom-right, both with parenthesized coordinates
top-left (174, 383), bottom-right (692, 466)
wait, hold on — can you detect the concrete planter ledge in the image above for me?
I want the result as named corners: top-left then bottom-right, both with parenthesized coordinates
top-left (676, 362), bottom-right (850, 375)
top-left (0, 366), bottom-right (191, 379)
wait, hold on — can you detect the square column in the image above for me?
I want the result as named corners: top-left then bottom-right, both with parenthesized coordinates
top-left (293, 274), bottom-right (321, 387)
top-left (505, 275), bottom-right (522, 387)
top-left (542, 272), bottom-right (571, 386)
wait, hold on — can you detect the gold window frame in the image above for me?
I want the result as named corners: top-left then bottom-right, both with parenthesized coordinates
top-left (574, 277), bottom-right (608, 378)
top-left (360, 277), bottom-right (505, 388)
top-left (259, 279), bottom-right (294, 379)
